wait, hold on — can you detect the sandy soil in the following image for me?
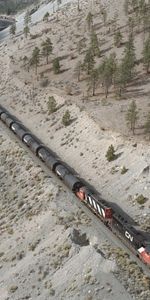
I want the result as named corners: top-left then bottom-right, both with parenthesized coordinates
top-left (0, 0), bottom-right (150, 299)
top-left (0, 125), bottom-right (134, 300)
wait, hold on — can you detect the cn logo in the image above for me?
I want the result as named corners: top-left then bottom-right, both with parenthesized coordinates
top-left (125, 231), bottom-right (133, 242)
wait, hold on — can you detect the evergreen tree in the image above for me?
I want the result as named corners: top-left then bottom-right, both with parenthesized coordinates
top-left (43, 12), bottom-right (49, 22)
top-left (141, 2), bottom-right (150, 33)
top-left (24, 25), bottom-right (30, 38)
top-left (10, 22), bottom-right (16, 36)
top-left (143, 37), bottom-right (150, 73)
top-left (99, 54), bottom-right (116, 98)
top-left (30, 47), bottom-right (40, 74)
top-left (86, 12), bottom-right (93, 31)
top-left (122, 34), bottom-right (136, 81)
top-left (41, 38), bottom-right (53, 64)
top-left (106, 145), bottom-right (116, 162)
top-left (62, 110), bottom-right (71, 126)
top-left (47, 96), bottom-right (57, 114)
top-left (124, 0), bottom-right (129, 16)
top-left (126, 100), bottom-right (138, 134)
top-left (74, 60), bottom-right (82, 81)
top-left (83, 48), bottom-right (95, 75)
top-left (101, 8), bottom-right (107, 25)
top-left (24, 10), bottom-right (31, 26)
top-left (114, 62), bottom-right (126, 97)
top-left (53, 58), bottom-right (60, 74)
top-left (128, 16), bottom-right (135, 35)
top-left (90, 30), bottom-right (100, 57)
top-left (88, 68), bottom-right (99, 96)
top-left (114, 30), bottom-right (123, 47)
top-left (23, 55), bottom-right (29, 71)
top-left (144, 112), bottom-right (150, 139)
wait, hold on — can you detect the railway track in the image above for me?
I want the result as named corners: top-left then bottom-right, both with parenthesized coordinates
top-left (0, 118), bottom-right (150, 278)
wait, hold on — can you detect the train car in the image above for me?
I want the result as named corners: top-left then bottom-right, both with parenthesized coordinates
top-left (83, 190), bottom-right (112, 221)
top-left (113, 213), bottom-right (150, 265)
top-left (10, 122), bottom-right (28, 140)
top-left (1, 112), bottom-right (9, 123)
top-left (126, 225), bottom-right (150, 265)
top-left (63, 173), bottom-right (84, 193)
top-left (55, 164), bottom-right (69, 179)
top-left (22, 133), bottom-right (43, 155)
top-left (0, 105), bottom-right (6, 116)
top-left (5, 115), bottom-right (15, 128)
top-left (138, 242), bottom-right (150, 265)
top-left (0, 107), bottom-right (4, 116)
top-left (37, 146), bottom-right (60, 171)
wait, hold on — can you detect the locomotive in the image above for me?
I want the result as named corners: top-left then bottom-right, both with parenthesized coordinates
top-left (0, 104), bottom-right (150, 266)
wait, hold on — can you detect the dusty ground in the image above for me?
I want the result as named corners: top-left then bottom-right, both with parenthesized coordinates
top-left (0, 0), bottom-right (150, 299)
top-left (0, 126), bottom-right (135, 300)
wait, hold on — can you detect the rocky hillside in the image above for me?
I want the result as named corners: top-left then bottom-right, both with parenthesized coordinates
top-left (0, 0), bottom-right (150, 299)
top-left (0, 0), bottom-right (39, 14)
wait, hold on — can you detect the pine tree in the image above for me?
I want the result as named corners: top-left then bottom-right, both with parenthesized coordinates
top-left (24, 10), bottom-right (31, 26)
top-left (99, 54), bottom-right (116, 98)
top-left (83, 48), bottom-right (95, 75)
top-left (47, 96), bottom-right (57, 114)
top-left (141, 2), bottom-right (150, 33)
top-left (86, 12), bottom-right (93, 31)
top-left (43, 12), bottom-right (49, 22)
top-left (10, 23), bottom-right (16, 36)
top-left (90, 30), bottom-right (100, 57)
top-left (143, 37), bottom-right (150, 73)
top-left (122, 34), bottom-right (136, 81)
top-left (114, 62), bottom-right (126, 97)
top-left (106, 145), bottom-right (116, 162)
top-left (41, 38), bottom-right (53, 64)
top-left (114, 30), bottom-right (123, 47)
top-left (74, 61), bottom-right (82, 81)
top-left (124, 0), bottom-right (129, 16)
top-left (101, 8), bottom-right (107, 25)
top-left (30, 47), bottom-right (40, 74)
top-left (23, 56), bottom-right (30, 72)
top-left (126, 100), bottom-right (138, 134)
top-left (62, 110), bottom-right (71, 126)
top-left (144, 112), bottom-right (150, 139)
top-left (128, 16), bottom-right (135, 35)
top-left (88, 68), bottom-right (99, 96)
top-left (53, 58), bottom-right (60, 74)
top-left (24, 25), bottom-right (30, 38)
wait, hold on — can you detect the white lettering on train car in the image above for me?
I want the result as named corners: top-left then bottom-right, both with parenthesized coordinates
top-left (125, 231), bottom-right (133, 242)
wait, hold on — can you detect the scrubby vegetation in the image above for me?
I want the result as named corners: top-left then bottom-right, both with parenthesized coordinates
top-left (106, 145), bottom-right (116, 162)
top-left (135, 194), bottom-right (148, 205)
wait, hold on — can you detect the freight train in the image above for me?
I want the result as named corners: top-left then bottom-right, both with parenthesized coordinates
top-left (0, 104), bottom-right (150, 266)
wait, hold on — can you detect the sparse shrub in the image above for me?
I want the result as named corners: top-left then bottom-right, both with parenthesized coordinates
top-left (53, 58), bottom-right (60, 74)
top-left (7, 227), bottom-right (14, 235)
top-left (135, 194), bottom-right (148, 205)
top-left (62, 110), bottom-right (71, 126)
top-left (43, 12), bottom-right (49, 22)
top-left (40, 78), bottom-right (49, 87)
top-left (9, 285), bottom-right (18, 293)
top-left (49, 288), bottom-right (55, 296)
top-left (47, 96), bottom-right (57, 114)
top-left (114, 30), bottom-right (122, 47)
top-left (84, 274), bottom-right (92, 283)
top-left (65, 85), bottom-right (72, 95)
top-left (106, 145), bottom-right (116, 162)
top-left (121, 166), bottom-right (128, 174)
top-left (17, 200), bottom-right (24, 208)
